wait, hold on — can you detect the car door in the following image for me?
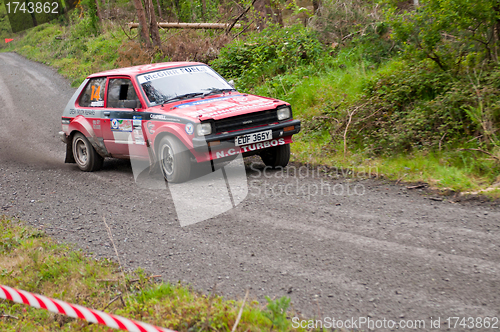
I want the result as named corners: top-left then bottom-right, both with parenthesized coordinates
top-left (101, 77), bottom-right (148, 158)
top-left (75, 77), bottom-right (106, 139)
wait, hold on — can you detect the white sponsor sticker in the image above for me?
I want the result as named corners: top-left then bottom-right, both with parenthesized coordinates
top-left (138, 66), bottom-right (208, 84)
top-left (90, 100), bottom-right (104, 107)
top-left (185, 123), bottom-right (194, 135)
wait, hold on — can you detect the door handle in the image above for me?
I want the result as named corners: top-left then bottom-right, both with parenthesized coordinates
top-left (104, 111), bottom-right (110, 117)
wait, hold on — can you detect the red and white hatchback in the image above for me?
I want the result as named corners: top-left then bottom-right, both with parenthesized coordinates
top-left (59, 62), bottom-right (301, 182)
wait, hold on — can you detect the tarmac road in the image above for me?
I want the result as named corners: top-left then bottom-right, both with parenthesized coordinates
top-left (1, 52), bottom-right (500, 330)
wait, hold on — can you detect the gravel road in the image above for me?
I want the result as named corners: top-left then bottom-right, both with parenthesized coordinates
top-left (1, 52), bottom-right (499, 331)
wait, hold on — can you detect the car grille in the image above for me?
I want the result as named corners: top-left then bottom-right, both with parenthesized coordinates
top-left (214, 110), bottom-right (277, 134)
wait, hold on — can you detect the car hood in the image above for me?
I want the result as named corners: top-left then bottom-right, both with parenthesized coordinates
top-left (151, 93), bottom-right (287, 121)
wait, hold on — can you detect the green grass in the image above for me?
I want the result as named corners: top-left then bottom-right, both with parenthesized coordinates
top-left (290, 140), bottom-right (500, 197)
top-left (0, 216), bottom-right (326, 331)
top-left (251, 47), bottom-right (387, 117)
top-left (1, 20), bottom-right (127, 86)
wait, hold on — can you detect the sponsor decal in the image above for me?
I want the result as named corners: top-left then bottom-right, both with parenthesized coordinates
top-left (133, 129), bottom-right (145, 145)
top-left (185, 122), bottom-right (194, 135)
top-left (149, 113), bottom-right (181, 122)
top-left (90, 100), bottom-right (104, 107)
top-left (239, 138), bottom-right (285, 153)
top-left (133, 115), bottom-right (142, 127)
top-left (137, 66), bottom-right (208, 84)
top-left (150, 114), bottom-right (168, 120)
top-left (69, 109), bottom-right (95, 116)
top-left (187, 100), bottom-right (276, 118)
top-left (92, 119), bottom-right (101, 130)
top-left (212, 138), bottom-right (286, 159)
top-left (147, 121), bottom-right (155, 134)
top-left (111, 119), bottom-right (132, 132)
top-left (176, 95), bottom-right (237, 109)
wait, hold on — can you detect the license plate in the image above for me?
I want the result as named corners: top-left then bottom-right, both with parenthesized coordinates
top-left (235, 130), bottom-right (272, 146)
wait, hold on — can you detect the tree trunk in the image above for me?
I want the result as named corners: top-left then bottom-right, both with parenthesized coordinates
top-left (312, 0), bottom-right (320, 14)
top-left (145, 0), bottom-right (162, 48)
top-left (155, 0), bottom-right (163, 21)
top-left (132, 0), bottom-right (152, 48)
top-left (493, 6), bottom-right (500, 62)
top-left (201, 0), bottom-right (206, 20)
top-left (253, 0), bottom-right (273, 29)
top-left (25, 0), bottom-right (38, 26)
top-left (94, 0), bottom-right (102, 22)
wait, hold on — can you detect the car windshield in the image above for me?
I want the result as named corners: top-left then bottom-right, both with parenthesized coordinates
top-left (137, 65), bottom-right (234, 106)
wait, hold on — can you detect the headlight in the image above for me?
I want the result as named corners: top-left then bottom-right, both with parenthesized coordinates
top-left (196, 123), bottom-right (212, 136)
top-left (277, 107), bottom-right (291, 120)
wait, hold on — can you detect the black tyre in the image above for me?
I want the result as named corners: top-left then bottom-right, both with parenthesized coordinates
top-left (72, 132), bottom-right (104, 172)
top-left (158, 136), bottom-right (191, 183)
top-left (260, 144), bottom-right (290, 168)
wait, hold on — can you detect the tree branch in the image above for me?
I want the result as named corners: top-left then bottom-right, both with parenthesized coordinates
top-left (226, 0), bottom-right (257, 35)
top-left (458, 148), bottom-right (500, 162)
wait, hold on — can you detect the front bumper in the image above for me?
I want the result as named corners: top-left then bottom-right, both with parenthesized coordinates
top-left (59, 131), bottom-right (67, 144)
top-left (191, 119), bottom-right (301, 151)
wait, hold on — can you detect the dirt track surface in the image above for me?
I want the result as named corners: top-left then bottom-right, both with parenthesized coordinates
top-left (1, 52), bottom-right (500, 331)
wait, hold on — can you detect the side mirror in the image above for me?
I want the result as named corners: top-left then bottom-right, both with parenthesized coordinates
top-left (122, 100), bottom-right (138, 109)
top-left (228, 80), bottom-right (235, 88)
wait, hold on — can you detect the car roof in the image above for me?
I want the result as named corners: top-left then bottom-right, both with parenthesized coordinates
top-left (87, 62), bottom-right (205, 78)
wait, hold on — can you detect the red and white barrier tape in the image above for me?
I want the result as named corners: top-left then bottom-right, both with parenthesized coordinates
top-left (0, 285), bottom-right (176, 332)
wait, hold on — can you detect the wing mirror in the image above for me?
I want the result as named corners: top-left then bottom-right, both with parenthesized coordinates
top-left (228, 80), bottom-right (235, 88)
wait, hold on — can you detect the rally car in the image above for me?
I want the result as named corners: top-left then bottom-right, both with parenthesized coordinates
top-left (59, 62), bottom-right (301, 182)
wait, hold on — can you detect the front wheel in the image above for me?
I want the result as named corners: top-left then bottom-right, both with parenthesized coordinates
top-left (260, 144), bottom-right (290, 168)
top-left (72, 132), bottom-right (103, 172)
top-left (158, 136), bottom-right (191, 183)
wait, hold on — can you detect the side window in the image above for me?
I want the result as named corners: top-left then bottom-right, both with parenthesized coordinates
top-left (79, 77), bottom-right (106, 107)
top-left (107, 78), bottom-right (140, 108)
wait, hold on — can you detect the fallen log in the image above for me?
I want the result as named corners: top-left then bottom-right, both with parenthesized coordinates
top-left (128, 22), bottom-right (243, 30)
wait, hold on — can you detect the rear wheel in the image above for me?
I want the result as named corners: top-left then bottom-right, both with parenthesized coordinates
top-left (260, 144), bottom-right (290, 168)
top-left (72, 132), bottom-right (103, 172)
top-left (158, 136), bottom-right (191, 183)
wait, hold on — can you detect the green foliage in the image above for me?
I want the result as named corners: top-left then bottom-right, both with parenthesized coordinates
top-left (6, 21), bottom-right (125, 86)
top-left (345, 60), bottom-right (500, 155)
top-left (382, 0), bottom-right (500, 72)
top-left (70, 0), bottom-right (99, 38)
top-left (263, 296), bottom-right (291, 331)
top-left (160, 0), bottom-right (227, 23)
top-left (211, 24), bottom-right (326, 90)
top-left (0, 1), bottom-right (13, 42)
top-left (354, 22), bottom-right (395, 64)
top-left (310, 0), bottom-right (380, 43)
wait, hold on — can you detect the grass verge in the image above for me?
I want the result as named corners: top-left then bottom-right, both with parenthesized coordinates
top-left (0, 216), bottom-right (318, 331)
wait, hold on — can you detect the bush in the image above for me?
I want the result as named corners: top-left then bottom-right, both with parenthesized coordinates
top-left (211, 24), bottom-right (326, 90)
top-left (383, 0), bottom-right (500, 73)
top-left (309, 0), bottom-right (381, 44)
top-left (349, 60), bottom-right (500, 155)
